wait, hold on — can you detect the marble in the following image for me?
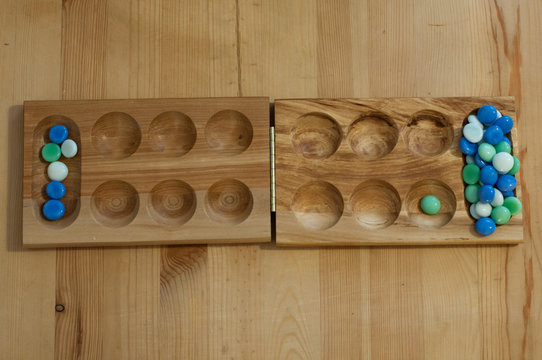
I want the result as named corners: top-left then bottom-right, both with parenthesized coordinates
top-left (47, 161), bottom-right (68, 182)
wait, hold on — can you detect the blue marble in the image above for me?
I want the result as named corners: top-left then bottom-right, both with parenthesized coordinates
top-left (478, 185), bottom-right (495, 204)
top-left (42, 199), bottom-right (65, 221)
top-left (480, 165), bottom-right (498, 185)
top-left (474, 153), bottom-right (488, 168)
top-left (46, 181), bottom-right (66, 200)
top-left (495, 115), bottom-right (514, 135)
top-left (476, 217), bottom-right (496, 236)
top-left (460, 137), bottom-right (477, 155)
top-left (501, 190), bottom-right (514, 198)
top-left (483, 125), bottom-right (504, 145)
top-left (49, 125), bottom-right (69, 144)
top-left (477, 105), bottom-right (498, 126)
top-left (496, 174), bottom-right (517, 192)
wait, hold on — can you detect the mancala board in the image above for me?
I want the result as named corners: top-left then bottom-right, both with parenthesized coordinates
top-left (23, 97), bottom-right (271, 247)
top-left (274, 97), bottom-right (523, 246)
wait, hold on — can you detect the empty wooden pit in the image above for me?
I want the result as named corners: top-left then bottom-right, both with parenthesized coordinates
top-left (148, 180), bottom-right (197, 227)
top-left (290, 112), bottom-right (342, 160)
top-left (402, 110), bottom-right (454, 157)
top-left (91, 112), bottom-right (141, 159)
top-left (205, 110), bottom-right (253, 155)
top-left (350, 179), bottom-right (401, 230)
top-left (291, 180), bottom-right (344, 231)
top-left (204, 179), bottom-right (253, 225)
top-left (148, 111), bottom-right (197, 157)
top-left (347, 112), bottom-right (399, 160)
top-left (91, 180), bottom-right (139, 228)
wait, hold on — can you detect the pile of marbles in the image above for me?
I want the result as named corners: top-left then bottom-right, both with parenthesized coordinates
top-left (460, 105), bottom-right (522, 236)
top-left (41, 125), bottom-right (78, 221)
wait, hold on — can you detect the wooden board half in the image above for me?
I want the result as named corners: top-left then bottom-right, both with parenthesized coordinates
top-left (275, 97), bottom-right (523, 246)
top-left (23, 97), bottom-right (271, 247)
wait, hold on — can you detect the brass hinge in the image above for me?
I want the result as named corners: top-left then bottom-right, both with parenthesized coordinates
top-left (270, 126), bottom-right (275, 212)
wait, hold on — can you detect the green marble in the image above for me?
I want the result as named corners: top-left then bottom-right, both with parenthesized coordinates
top-left (491, 206), bottom-right (511, 225)
top-left (464, 184), bottom-right (480, 203)
top-left (478, 142), bottom-right (496, 162)
top-left (462, 164), bottom-right (480, 185)
top-left (420, 195), bottom-right (441, 215)
top-left (503, 196), bottom-right (522, 216)
top-left (495, 140), bottom-right (511, 154)
top-left (41, 143), bottom-right (61, 162)
top-left (508, 156), bottom-right (520, 175)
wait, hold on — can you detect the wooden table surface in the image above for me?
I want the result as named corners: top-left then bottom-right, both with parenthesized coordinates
top-left (1, 0), bottom-right (540, 359)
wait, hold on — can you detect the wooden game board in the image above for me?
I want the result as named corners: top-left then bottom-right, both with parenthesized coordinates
top-left (274, 97), bottom-right (523, 246)
top-left (22, 97), bottom-right (271, 247)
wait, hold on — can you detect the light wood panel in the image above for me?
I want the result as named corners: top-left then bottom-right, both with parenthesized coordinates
top-left (518, 0), bottom-right (542, 357)
top-left (0, 1), bottom-right (59, 359)
top-left (1, 0), bottom-right (542, 359)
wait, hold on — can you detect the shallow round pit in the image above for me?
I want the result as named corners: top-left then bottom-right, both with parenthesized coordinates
top-left (290, 112), bottom-right (342, 160)
top-left (291, 180), bottom-right (344, 231)
top-left (402, 110), bottom-right (454, 157)
top-left (204, 179), bottom-right (253, 224)
top-left (205, 110), bottom-right (253, 155)
top-left (347, 112), bottom-right (398, 160)
top-left (405, 179), bottom-right (456, 229)
top-left (91, 112), bottom-right (141, 159)
top-left (91, 180), bottom-right (139, 228)
top-left (148, 180), bottom-right (196, 227)
top-left (149, 111), bottom-right (197, 156)
top-left (350, 179), bottom-right (401, 230)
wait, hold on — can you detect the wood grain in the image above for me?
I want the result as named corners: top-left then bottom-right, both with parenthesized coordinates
top-left (0, 1), bottom-right (59, 359)
top-left (275, 97), bottom-right (523, 246)
top-left (1, 0), bottom-right (542, 359)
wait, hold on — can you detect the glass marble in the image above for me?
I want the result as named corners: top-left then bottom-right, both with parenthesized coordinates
top-left (478, 185), bottom-right (495, 204)
top-left (49, 125), bottom-right (69, 144)
top-left (478, 142), bottom-right (496, 162)
top-left (493, 152), bottom-right (514, 174)
top-left (475, 202), bottom-right (493, 217)
top-left (420, 195), bottom-right (441, 215)
top-left (460, 137), bottom-right (477, 155)
top-left (491, 206), bottom-right (511, 225)
top-left (46, 181), bottom-right (66, 200)
top-left (477, 105), bottom-right (498, 126)
top-left (42, 199), bottom-right (65, 221)
top-left (47, 161), bottom-right (69, 182)
top-left (476, 217), bottom-right (496, 236)
top-left (496, 174), bottom-right (517, 192)
top-left (483, 125), bottom-right (503, 145)
top-left (508, 156), bottom-right (520, 175)
top-left (465, 184), bottom-right (480, 203)
top-left (495, 115), bottom-right (513, 134)
top-left (470, 203), bottom-right (481, 219)
top-left (495, 140), bottom-right (511, 154)
top-left (503, 196), bottom-right (522, 216)
top-left (61, 139), bottom-right (78, 158)
top-left (463, 123), bottom-right (483, 143)
top-left (490, 189), bottom-right (504, 207)
top-left (41, 143), bottom-right (61, 162)
top-left (480, 165), bottom-right (498, 185)
top-left (462, 164), bottom-right (480, 184)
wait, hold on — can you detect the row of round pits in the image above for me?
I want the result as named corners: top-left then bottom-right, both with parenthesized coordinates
top-left (90, 178), bottom-right (253, 228)
top-left (290, 110), bottom-right (454, 160)
top-left (291, 179), bottom-right (456, 231)
top-left (90, 110), bottom-right (253, 160)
